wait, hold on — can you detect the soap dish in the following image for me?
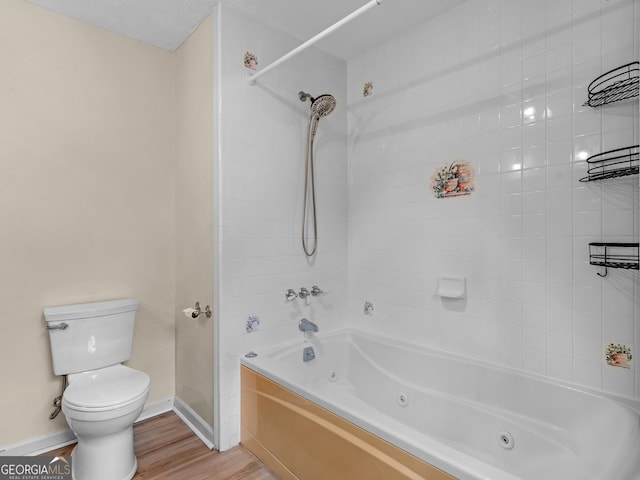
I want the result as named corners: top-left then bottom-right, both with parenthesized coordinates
top-left (436, 276), bottom-right (466, 298)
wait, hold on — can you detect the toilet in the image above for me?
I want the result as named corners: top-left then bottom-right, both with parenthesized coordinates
top-left (44, 298), bottom-right (150, 480)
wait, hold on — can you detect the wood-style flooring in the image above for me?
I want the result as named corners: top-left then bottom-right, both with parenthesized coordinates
top-left (42, 412), bottom-right (278, 480)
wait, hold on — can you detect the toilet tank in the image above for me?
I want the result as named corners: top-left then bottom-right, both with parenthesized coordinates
top-left (44, 298), bottom-right (139, 375)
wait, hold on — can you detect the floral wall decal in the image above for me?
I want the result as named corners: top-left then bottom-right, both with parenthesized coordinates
top-left (243, 51), bottom-right (258, 70)
top-left (246, 314), bottom-right (260, 333)
top-left (430, 159), bottom-right (475, 198)
top-left (605, 343), bottom-right (632, 368)
top-left (364, 301), bottom-right (374, 315)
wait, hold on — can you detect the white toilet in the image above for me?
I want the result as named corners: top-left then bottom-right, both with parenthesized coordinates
top-left (44, 298), bottom-right (151, 480)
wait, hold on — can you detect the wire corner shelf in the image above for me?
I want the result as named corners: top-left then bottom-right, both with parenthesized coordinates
top-left (589, 243), bottom-right (639, 277)
top-left (578, 145), bottom-right (639, 182)
top-left (584, 61), bottom-right (639, 107)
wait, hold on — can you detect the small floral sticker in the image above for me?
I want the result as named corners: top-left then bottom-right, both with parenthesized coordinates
top-left (363, 82), bottom-right (373, 97)
top-left (605, 343), bottom-right (632, 368)
top-left (246, 314), bottom-right (260, 333)
top-left (364, 301), bottom-right (374, 315)
top-left (431, 159), bottom-right (475, 198)
top-left (243, 51), bottom-right (258, 70)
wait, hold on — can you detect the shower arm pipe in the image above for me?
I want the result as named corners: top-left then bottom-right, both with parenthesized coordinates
top-left (246, 0), bottom-right (383, 86)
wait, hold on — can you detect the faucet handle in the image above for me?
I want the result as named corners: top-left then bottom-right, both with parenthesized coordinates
top-left (298, 287), bottom-right (311, 299)
top-left (311, 285), bottom-right (324, 296)
top-left (285, 289), bottom-right (298, 302)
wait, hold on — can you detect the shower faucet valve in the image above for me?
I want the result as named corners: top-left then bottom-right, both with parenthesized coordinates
top-left (285, 289), bottom-right (298, 302)
top-left (298, 287), bottom-right (311, 299)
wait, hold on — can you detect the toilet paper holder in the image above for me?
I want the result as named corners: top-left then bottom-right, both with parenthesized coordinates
top-left (183, 301), bottom-right (212, 319)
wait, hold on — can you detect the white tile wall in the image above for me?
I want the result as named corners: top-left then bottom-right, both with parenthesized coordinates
top-left (215, 6), bottom-right (348, 449)
top-left (348, 0), bottom-right (639, 397)
top-left (215, 0), bottom-right (639, 451)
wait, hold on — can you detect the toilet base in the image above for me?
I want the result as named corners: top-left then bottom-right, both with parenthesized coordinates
top-left (70, 426), bottom-right (138, 480)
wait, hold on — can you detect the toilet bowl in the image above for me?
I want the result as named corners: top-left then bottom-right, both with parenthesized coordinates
top-left (62, 365), bottom-right (150, 480)
top-left (44, 298), bottom-right (150, 480)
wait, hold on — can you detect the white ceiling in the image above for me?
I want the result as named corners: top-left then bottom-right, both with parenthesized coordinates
top-left (24, 0), bottom-right (465, 59)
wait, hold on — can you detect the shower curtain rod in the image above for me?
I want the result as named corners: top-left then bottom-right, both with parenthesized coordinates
top-left (246, 0), bottom-right (383, 85)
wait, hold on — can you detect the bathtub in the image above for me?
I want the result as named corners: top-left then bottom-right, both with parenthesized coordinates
top-left (240, 329), bottom-right (640, 480)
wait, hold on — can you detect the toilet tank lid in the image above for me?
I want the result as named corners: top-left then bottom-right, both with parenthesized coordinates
top-left (44, 298), bottom-right (139, 322)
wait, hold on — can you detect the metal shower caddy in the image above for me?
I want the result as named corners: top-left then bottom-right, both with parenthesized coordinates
top-left (583, 61), bottom-right (639, 107)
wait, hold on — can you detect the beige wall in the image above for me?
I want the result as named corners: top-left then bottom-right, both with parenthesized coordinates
top-left (0, 0), bottom-right (176, 446)
top-left (174, 15), bottom-right (215, 427)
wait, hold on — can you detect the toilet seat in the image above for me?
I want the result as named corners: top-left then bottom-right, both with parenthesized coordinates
top-left (64, 364), bottom-right (150, 412)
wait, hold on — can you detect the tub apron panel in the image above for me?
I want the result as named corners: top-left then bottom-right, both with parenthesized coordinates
top-left (241, 366), bottom-right (456, 480)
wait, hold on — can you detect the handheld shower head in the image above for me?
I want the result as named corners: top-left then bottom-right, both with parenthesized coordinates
top-left (299, 91), bottom-right (336, 117)
top-left (299, 89), bottom-right (336, 257)
top-left (311, 94), bottom-right (336, 117)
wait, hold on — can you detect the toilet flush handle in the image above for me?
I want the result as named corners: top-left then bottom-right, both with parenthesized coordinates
top-left (46, 322), bottom-right (69, 330)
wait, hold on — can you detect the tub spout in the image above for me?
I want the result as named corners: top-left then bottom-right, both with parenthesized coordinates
top-left (298, 318), bottom-right (318, 333)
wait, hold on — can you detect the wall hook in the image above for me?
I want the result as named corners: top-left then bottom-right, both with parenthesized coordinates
top-left (597, 267), bottom-right (608, 278)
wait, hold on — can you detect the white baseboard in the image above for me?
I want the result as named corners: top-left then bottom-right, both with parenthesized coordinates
top-left (138, 397), bottom-right (174, 422)
top-left (0, 429), bottom-right (77, 457)
top-left (0, 397), bottom-right (175, 457)
top-left (173, 396), bottom-right (215, 450)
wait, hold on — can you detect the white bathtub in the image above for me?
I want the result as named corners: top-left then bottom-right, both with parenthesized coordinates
top-left (240, 329), bottom-right (640, 480)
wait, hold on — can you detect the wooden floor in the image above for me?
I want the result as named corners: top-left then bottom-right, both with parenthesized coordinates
top-left (43, 412), bottom-right (278, 480)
